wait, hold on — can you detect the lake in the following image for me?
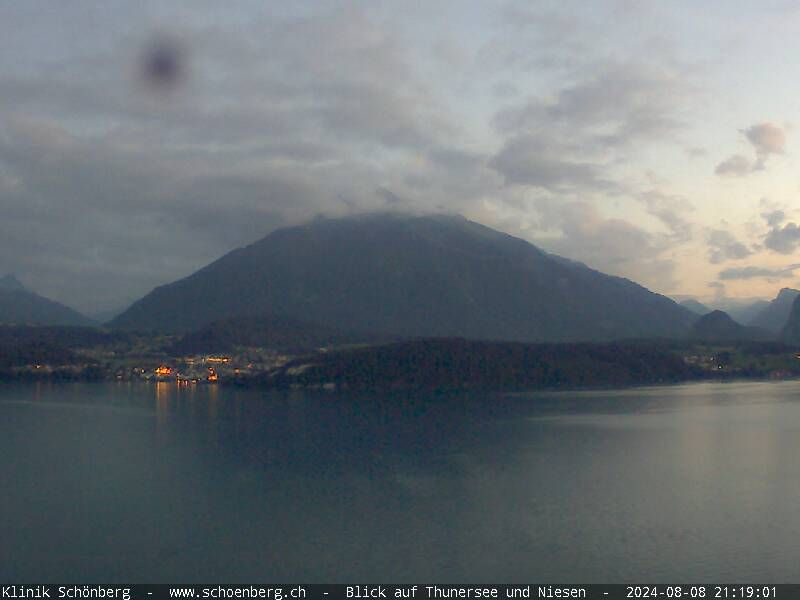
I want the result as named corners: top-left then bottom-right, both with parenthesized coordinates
top-left (1, 380), bottom-right (799, 583)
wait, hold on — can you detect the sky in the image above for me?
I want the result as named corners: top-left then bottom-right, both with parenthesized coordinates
top-left (2, 0), bottom-right (800, 316)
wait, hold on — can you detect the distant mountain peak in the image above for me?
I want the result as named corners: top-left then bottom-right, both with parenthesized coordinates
top-left (690, 309), bottom-right (771, 341)
top-left (0, 275), bottom-right (93, 326)
top-left (749, 288), bottom-right (800, 333)
top-left (679, 298), bottom-right (711, 316)
top-left (0, 274), bottom-right (26, 292)
top-left (781, 295), bottom-right (800, 344)
top-left (705, 310), bottom-right (748, 329)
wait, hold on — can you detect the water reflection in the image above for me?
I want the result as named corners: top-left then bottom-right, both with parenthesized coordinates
top-left (155, 381), bottom-right (170, 442)
top-left (3, 380), bottom-right (800, 582)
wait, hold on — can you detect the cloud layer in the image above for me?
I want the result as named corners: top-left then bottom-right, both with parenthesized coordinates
top-left (707, 229), bottom-right (752, 264)
top-left (0, 1), bottom-right (796, 312)
top-left (718, 264), bottom-right (800, 280)
top-left (715, 122), bottom-right (788, 176)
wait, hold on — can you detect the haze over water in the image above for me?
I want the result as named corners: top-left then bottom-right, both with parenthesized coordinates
top-left (2, 380), bottom-right (799, 582)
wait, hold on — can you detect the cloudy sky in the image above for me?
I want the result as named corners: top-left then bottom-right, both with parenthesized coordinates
top-left (2, 1), bottom-right (800, 315)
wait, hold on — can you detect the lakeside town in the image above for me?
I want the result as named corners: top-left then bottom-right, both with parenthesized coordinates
top-left (5, 346), bottom-right (298, 385)
top-left (4, 325), bottom-right (800, 392)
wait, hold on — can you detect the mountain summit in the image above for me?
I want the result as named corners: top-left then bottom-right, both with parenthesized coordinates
top-left (689, 310), bottom-right (771, 342)
top-left (111, 213), bottom-right (694, 341)
top-left (747, 288), bottom-right (800, 333)
top-left (781, 296), bottom-right (800, 345)
top-left (679, 298), bottom-right (712, 316)
top-left (0, 275), bottom-right (93, 326)
top-left (0, 274), bottom-right (25, 292)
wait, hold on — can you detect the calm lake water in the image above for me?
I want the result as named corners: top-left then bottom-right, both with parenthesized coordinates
top-left (2, 380), bottom-right (800, 583)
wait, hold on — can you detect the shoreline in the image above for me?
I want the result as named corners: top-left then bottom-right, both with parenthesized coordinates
top-left (3, 370), bottom-right (800, 395)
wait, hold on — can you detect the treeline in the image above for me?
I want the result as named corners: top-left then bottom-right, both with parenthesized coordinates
top-left (0, 325), bottom-right (109, 379)
top-left (0, 338), bottom-right (105, 381)
top-left (0, 364), bottom-right (107, 382)
top-left (0, 325), bottom-right (124, 349)
top-left (165, 314), bottom-right (396, 355)
top-left (0, 340), bottom-right (76, 368)
top-left (249, 338), bottom-right (704, 391)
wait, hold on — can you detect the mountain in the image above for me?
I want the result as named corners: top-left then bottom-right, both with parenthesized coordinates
top-left (0, 275), bottom-right (93, 327)
top-left (689, 310), bottom-right (771, 342)
top-left (780, 296), bottom-right (800, 345)
top-left (679, 299), bottom-right (712, 316)
top-left (87, 307), bottom-right (125, 324)
top-left (0, 275), bottom-right (26, 292)
top-left (747, 288), bottom-right (800, 333)
top-left (111, 213), bottom-right (695, 342)
top-left (725, 299), bottom-right (771, 325)
top-left (166, 314), bottom-right (394, 355)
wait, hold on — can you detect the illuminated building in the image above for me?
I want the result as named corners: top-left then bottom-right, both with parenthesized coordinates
top-left (154, 365), bottom-right (173, 380)
top-left (206, 356), bottom-right (230, 364)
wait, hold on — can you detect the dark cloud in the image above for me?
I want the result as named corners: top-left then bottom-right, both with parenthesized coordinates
top-left (764, 222), bottom-right (800, 254)
top-left (715, 122), bottom-right (788, 176)
top-left (762, 209), bottom-right (786, 227)
top-left (488, 136), bottom-right (615, 192)
top-left (743, 122), bottom-right (786, 169)
top-left (489, 60), bottom-right (695, 197)
top-left (715, 154), bottom-right (752, 177)
top-left (718, 264), bottom-right (800, 280)
top-left (639, 190), bottom-right (693, 243)
top-left (707, 229), bottom-right (753, 264)
top-left (493, 61), bottom-right (691, 151)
